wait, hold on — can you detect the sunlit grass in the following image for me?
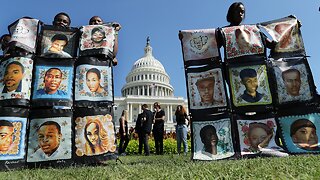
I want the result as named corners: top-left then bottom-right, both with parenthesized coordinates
top-left (0, 154), bottom-right (319, 179)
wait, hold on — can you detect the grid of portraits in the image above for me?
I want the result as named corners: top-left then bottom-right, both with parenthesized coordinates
top-left (32, 65), bottom-right (73, 100)
top-left (0, 57), bottom-right (33, 101)
top-left (272, 61), bottom-right (312, 104)
top-left (192, 119), bottom-right (234, 160)
top-left (27, 117), bottom-right (72, 162)
top-left (236, 118), bottom-right (283, 155)
top-left (79, 25), bottom-right (115, 51)
top-left (278, 113), bottom-right (320, 153)
top-left (187, 68), bottom-right (227, 110)
top-left (0, 117), bottom-right (27, 160)
top-left (9, 18), bottom-right (39, 53)
top-left (228, 64), bottom-right (272, 107)
top-left (75, 64), bottom-right (113, 102)
top-left (74, 114), bottom-right (116, 157)
top-left (221, 25), bottom-right (264, 59)
top-left (38, 28), bottom-right (78, 58)
top-left (180, 29), bottom-right (219, 61)
top-left (260, 18), bottom-right (304, 53)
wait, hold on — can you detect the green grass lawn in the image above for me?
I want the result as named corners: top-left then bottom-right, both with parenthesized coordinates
top-left (1, 154), bottom-right (320, 179)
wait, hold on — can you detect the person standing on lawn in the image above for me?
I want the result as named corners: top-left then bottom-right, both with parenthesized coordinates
top-left (136, 104), bottom-right (153, 156)
top-left (175, 105), bottom-right (189, 155)
top-left (152, 102), bottom-right (165, 155)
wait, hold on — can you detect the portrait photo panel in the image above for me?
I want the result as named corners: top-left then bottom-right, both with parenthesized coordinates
top-left (228, 62), bottom-right (272, 109)
top-left (235, 117), bottom-right (284, 156)
top-left (192, 118), bottom-right (235, 161)
top-left (187, 65), bottom-right (228, 114)
top-left (179, 28), bottom-right (221, 66)
top-left (0, 57), bottom-right (33, 107)
top-left (79, 25), bottom-right (115, 58)
top-left (37, 25), bottom-right (79, 58)
top-left (8, 17), bottom-right (40, 53)
top-left (278, 112), bottom-right (320, 154)
top-left (270, 57), bottom-right (315, 106)
top-left (75, 64), bottom-right (113, 105)
top-left (27, 109), bottom-right (73, 166)
top-left (221, 25), bottom-right (265, 60)
top-left (0, 107), bottom-right (28, 170)
top-left (74, 107), bottom-right (117, 163)
top-left (31, 58), bottom-right (74, 108)
top-left (259, 15), bottom-right (305, 58)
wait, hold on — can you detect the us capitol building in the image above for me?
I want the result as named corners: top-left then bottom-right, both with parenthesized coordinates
top-left (113, 38), bottom-right (188, 131)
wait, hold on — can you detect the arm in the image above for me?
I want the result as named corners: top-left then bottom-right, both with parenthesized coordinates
top-left (120, 117), bottom-right (126, 135)
top-left (112, 22), bottom-right (121, 66)
top-left (154, 110), bottom-right (165, 122)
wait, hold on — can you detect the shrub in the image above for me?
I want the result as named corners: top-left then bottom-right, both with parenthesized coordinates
top-left (119, 138), bottom-right (191, 155)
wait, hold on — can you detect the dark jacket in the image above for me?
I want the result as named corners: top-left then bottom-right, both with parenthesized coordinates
top-left (141, 109), bottom-right (153, 134)
top-left (135, 113), bottom-right (143, 134)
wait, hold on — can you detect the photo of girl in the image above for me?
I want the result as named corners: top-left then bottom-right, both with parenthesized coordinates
top-left (237, 119), bottom-right (282, 155)
top-left (79, 25), bottom-right (115, 51)
top-left (75, 114), bottom-right (116, 156)
top-left (75, 64), bottom-right (112, 102)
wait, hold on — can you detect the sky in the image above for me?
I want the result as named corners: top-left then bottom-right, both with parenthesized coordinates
top-left (1, 0), bottom-right (319, 98)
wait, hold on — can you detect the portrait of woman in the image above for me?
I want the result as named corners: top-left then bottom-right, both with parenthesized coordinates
top-left (75, 114), bottom-right (116, 157)
top-left (86, 68), bottom-right (105, 94)
top-left (84, 119), bottom-right (109, 155)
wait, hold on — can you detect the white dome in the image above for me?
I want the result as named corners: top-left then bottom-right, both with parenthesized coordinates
top-left (131, 39), bottom-right (165, 73)
top-left (121, 37), bottom-right (174, 97)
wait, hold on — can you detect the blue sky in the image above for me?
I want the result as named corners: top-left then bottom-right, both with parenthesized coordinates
top-left (1, 1), bottom-right (319, 98)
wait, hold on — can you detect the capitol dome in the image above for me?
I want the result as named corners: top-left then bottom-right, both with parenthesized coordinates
top-left (121, 37), bottom-right (174, 97)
